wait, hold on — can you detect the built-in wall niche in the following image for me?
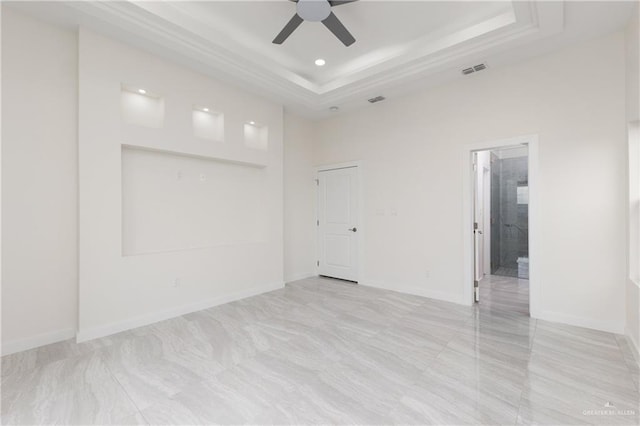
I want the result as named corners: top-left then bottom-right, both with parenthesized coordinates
top-left (121, 146), bottom-right (268, 256)
top-left (192, 106), bottom-right (224, 141)
top-left (243, 121), bottom-right (268, 151)
top-left (121, 84), bottom-right (164, 128)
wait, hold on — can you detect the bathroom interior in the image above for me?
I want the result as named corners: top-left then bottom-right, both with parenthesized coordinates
top-left (490, 146), bottom-right (529, 279)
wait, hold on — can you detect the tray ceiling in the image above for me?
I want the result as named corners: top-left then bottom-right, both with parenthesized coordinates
top-left (6, 1), bottom-right (636, 118)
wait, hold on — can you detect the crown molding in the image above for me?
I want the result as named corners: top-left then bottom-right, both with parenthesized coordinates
top-left (65, 1), bottom-right (564, 115)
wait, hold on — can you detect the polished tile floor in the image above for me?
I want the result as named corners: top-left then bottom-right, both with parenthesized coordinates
top-left (2, 276), bottom-right (639, 425)
top-left (479, 274), bottom-right (530, 316)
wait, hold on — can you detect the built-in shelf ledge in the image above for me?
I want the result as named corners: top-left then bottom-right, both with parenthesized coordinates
top-left (121, 141), bottom-right (268, 168)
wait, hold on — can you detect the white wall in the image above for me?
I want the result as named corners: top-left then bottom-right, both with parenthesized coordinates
top-left (625, 4), bottom-right (640, 357)
top-left (1, 7), bottom-right (286, 352)
top-left (1, 8), bottom-right (78, 353)
top-left (626, 5), bottom-right (639, 124)
top-left (77, 29), bottom-right (284, 341)
top-left (283, 113), bottom-right (317, 282)
top-left (313, 32), bottom-right (628, 333)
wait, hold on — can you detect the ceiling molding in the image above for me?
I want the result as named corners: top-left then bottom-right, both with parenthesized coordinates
top-left (13, 0), bottom-right (580, 117)
top-left (68, 1), bottom-right (319, 106)
top-left (65, 1), bottom-right (563, 114)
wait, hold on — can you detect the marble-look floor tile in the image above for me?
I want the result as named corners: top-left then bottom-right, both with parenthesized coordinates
top-left (616, 334), bottom-right (640, 374)
top-left (518, 370), bottom-right (640, 425)
top-left (2, 275), bottom-right (638, 425)
top-left (527, 351), bottom-right (638, 403)
top-left (459, 309), bottom-right (536, 348)
top-left (1, 331), bottom-right (134, 379)
top-left (394, 367), bottom-right (520, 425)
top-left (289, 376), bottom-right (390, 425)
top-left (429, 346), bottom-right (528, 408)
top-left (1, 353), bottom-right (139, 425)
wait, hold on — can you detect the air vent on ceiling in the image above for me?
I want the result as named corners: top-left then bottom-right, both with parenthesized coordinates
top-left (462, 63), bottom-right (488, 75)
top-left (368, 95), bottom-right (386, 104)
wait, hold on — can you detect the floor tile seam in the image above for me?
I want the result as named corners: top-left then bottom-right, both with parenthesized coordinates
top-left (430, 313), bottom-right (482, 367)
top-left (100, 352), bottom-right (152, 426)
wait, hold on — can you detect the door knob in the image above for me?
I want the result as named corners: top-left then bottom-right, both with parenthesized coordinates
top-left (348, 227), bottom-right (357, 232)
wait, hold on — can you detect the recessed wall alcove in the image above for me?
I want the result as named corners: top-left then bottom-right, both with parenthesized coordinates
top-left (121, 84), bottom-right (164, 128)
top-left (193, 107), bottom-right (224, 141)
top-left (121, 146), bottom-right (269, 256)
top-left (244, 122), bottom-right (268, 150)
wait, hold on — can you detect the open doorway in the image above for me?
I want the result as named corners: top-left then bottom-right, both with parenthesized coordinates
top-left (473, 145), bottom-right (530, 315)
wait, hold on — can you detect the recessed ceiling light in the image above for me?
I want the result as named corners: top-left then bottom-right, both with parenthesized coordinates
top-left (329, 106), bottom-right (339, 112)
top-left (138, 89), bottom-right (146, 94)
top-left (315, 58), bottom-right (326, 67)
top-left (203, 108), bottom-right (209, 112)
top-left (249, 121), bottom-right (256, 125)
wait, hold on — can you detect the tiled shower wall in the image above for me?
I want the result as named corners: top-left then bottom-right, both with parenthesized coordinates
top-left (490, 153), bottom-right (529, 277)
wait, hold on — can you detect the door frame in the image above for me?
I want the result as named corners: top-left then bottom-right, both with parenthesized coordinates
top-left (315, 161), bottom-right (364, 283)
top-left (462, 135), bottom-right (539, 317)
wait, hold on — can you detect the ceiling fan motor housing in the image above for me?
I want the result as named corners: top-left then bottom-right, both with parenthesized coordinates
top-left (297, 0), bottom-right (331, 22)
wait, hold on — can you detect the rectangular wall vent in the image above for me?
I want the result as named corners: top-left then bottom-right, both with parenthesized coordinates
top-left (368, 95), bottom-right (386, 104)
top-left (461, 63), bottom-right (488, 76)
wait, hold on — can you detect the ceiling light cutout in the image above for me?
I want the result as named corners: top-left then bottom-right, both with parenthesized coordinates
top-left (315, 59), bottom-right (326, 67)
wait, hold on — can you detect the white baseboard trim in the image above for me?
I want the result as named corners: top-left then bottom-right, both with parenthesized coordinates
top-left (360, 280), bottom-right (465, 305)
top-left (76, 281), bottom-right (284, 343)
top-left (536, 310), bottom-right (625, 335)
top-left (2, 327), bottom-right (77, 356)
top-left (285, 273), bottom-right (317, 283)
top-left (625, 326), bottom-right (640, 367)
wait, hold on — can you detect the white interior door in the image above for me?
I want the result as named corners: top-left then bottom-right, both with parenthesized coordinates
top-left (318, 166), bottom-right (358, 282)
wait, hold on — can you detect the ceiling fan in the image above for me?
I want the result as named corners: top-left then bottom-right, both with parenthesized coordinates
top-left (273, 0), bottom-right (358, 47)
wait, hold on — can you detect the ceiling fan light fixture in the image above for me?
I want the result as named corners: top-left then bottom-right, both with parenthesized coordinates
top-left (273, 0), bottom-right (357, 46)
top-left (297, 0), bottom-right (331, 22)
top-left (315, 58), bottom-right (326, 66)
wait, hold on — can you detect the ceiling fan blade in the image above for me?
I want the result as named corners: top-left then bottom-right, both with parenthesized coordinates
top-left (329, 0), bottom-right (358, 6)
top-left (322, 11), bottom-right (355, 46)
top-left (273, 13), bottom-right (304, 44)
